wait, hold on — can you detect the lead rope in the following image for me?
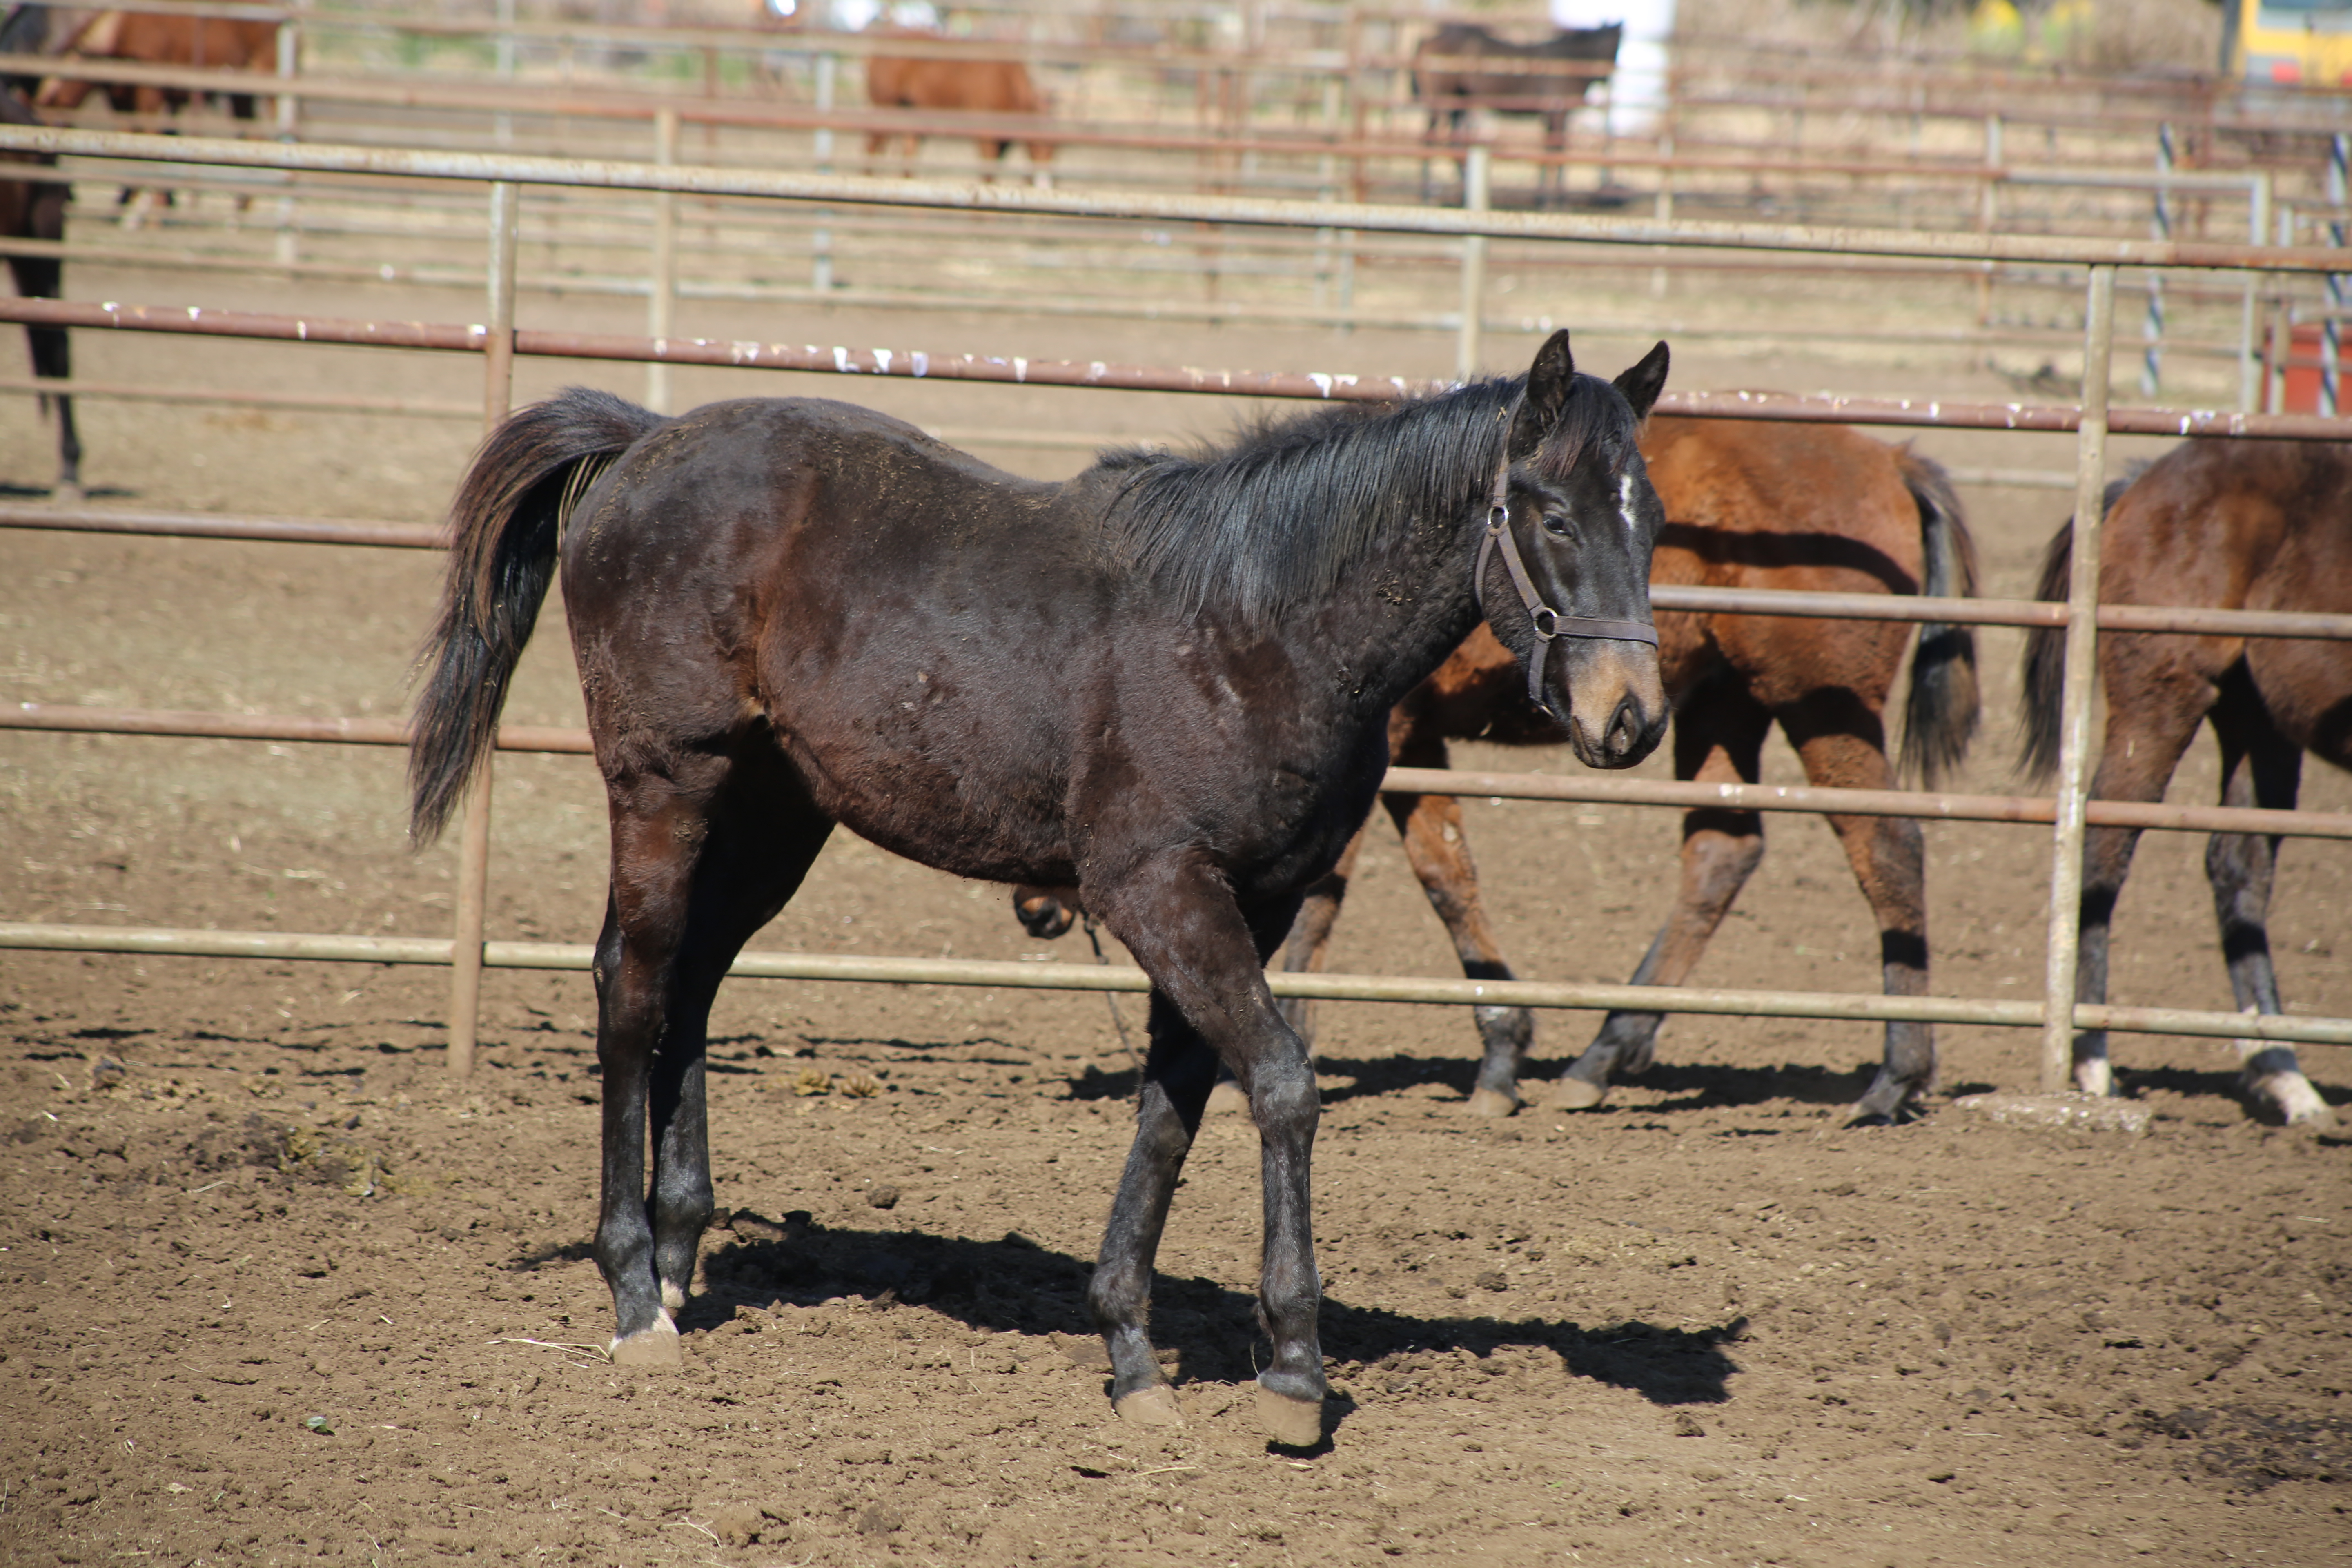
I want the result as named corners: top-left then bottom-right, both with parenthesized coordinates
top-left (1473, 420), bottom-right (1659, 716)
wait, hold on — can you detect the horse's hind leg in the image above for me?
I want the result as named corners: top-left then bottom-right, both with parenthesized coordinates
top-left (1378, 741), bottom-right (1535, 1116)
top-left (2069, 670), bottom-right (2207, 1097)
top-left (594, 749), bottom-right (831, 1363)
top-left (9, 243), bottom-right (79, 499)
top-left (1274, 823), bottom-right (1368, 1053)
top-left (2205, 683), bottom-right (2332, 1127)
top-left (1774, 698), bottom-right (1935, 1124)
top-left (1553, 681), bottom-right (1769, 1110)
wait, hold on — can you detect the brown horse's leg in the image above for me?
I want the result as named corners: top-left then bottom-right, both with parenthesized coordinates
top-left (2204, 675), bottom-right (2333, 1126)
top-left (1274, 823), bottom-right (1368, 1052)
top-left (2069, 670), bottom-right (2208, 1097)
top-left (1552, 679), bottom-right (1770, 1110)
top-left (1087, 869), bottom-right (1324, 1444)
top-left (1377, 729), bottom-right (1536, 1116)
top-left (594, 751), bottom-right (831, 1364)
top-left (1773, 698), bottom-right (1936, 1123)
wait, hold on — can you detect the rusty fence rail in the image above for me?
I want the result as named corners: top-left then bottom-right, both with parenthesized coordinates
top-left (2, 126), bottom-right (2348, 1096)
top-left (5, 296), bottom-right (2352, 442)
top-left (8, 702), bottom-right (2352, 847)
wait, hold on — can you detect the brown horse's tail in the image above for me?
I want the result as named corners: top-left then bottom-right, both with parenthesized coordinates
top-left (408, 386), bottom-right (662, 844)
top-left (1895, 448), bottom-right (1981, 786)
top-left (2018, 474), bottom-right (2135, 783)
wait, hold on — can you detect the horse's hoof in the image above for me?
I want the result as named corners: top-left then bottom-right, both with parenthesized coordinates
top-left (1114, 1385), bottom-right (1185, 1427)
top-left (50, 483), bottom-right (84, 507)
top-left (2247, 1072), bottom-right (2337, 1129)
top-left (610, 1319), bottom-right (682, 1368)
top-left (1256, 1385), bottom-right (1324, 1447)
top-left (1205, 1081), bottom-right (1251, 1119)
top-left (2071, 1059), bottom-right (2114, 1098)
top-left (1547, 1076), bottom-right (1609, 1111)
top-left (1463, 1087), bottom-right (1519, 1119)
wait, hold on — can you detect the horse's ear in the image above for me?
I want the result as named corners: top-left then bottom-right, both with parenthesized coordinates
top-left (1613, 341), bottom-right (1670, 423)
top-left (1510, 329), bottom-right (1577, 455)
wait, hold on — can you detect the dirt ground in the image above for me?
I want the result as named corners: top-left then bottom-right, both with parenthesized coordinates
top-left (2, 251), bottom-right (2349, 1568)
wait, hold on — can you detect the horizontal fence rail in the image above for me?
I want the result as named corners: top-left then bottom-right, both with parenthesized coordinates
top-left (1, 921), bottom-right (2345, 1050)
top-left (2, 125), bottom-right (2346, 274)
top-left (8, 705), bottom-right (2351, 843)
top-left (11, 507), bottom-right (2352, 641)
top-left (5, 299), bottom-right (2351, 441)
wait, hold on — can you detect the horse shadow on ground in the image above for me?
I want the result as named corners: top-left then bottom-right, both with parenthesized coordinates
top-left (499, 1216), bottom-right (1744, 1416)
top-left (1297, 1054), bottom-right (1889, 1115)
top-left (2120, 1062), bottom-right (2345, 1122)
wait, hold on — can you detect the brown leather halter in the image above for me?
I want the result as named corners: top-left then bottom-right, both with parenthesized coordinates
top-left (1475, 440), bottom-right (1660, 715)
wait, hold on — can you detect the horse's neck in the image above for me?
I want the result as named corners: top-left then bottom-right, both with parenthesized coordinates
top-left (1288, 483), bottom-right (1492, 727)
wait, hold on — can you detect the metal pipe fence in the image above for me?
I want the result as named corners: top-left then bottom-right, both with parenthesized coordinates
top-left (3, 123), bottom-right (2348, 1102)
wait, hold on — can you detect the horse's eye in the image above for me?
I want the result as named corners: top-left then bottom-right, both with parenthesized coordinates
top-left (1541, 512), bottom-right (1571, 537)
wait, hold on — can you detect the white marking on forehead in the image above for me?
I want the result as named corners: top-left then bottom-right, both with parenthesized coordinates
top-left (1618, 470), bottom-right (1640, 533)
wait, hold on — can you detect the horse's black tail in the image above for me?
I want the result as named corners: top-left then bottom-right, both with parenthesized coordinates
top-left (408, 386), bottom-right (662, 844)
top-left (1894, 448), bottom-right (1981, 786)
top-left (2018, 474), bottom-right (2135, 784)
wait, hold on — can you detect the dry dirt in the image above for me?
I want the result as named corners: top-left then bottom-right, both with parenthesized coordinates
top-left (2, 261), bottom-right (2349, 1568)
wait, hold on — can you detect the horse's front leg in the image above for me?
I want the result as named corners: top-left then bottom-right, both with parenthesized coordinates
top-left (1090, 863), bottom-right (1327, 1446)
top-left (1088, 993), bottom-right (1219, 1425)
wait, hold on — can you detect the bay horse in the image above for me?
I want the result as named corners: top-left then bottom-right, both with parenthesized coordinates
top-left (2021, 439), bottom-right (2349, 1128)
top-left (29, 10), bottom-right (280, 120)
top-left (0, 83), bottom-right (78, 498)
top-left (1413, 23), bottom-right (1621, 207)
top-left (409, 331), bottom-right (1673, 1444)
top-left (865, 31), bottom-right (1054, 183)
top-left (25, 9), bottom-right (280, 224)
top-left (1020, 419), bottom-right (1979, 1127)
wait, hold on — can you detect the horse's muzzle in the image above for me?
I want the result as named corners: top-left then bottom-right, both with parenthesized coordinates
top-left (1559, 642), bottom-right (1668, 770)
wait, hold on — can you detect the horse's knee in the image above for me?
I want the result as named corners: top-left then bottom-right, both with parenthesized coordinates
top-left (1250, 1054), bottom-right (1319, 1141)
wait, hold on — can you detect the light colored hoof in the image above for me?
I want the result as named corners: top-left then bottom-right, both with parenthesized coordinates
top-left (1548, 1076), bottom-right (1609, 1112)
top-left (2247, 1071), bottom-right (2336, 1129)
top-left (1256, 1385), bottom-right (1324, 1447)
top-left (2071, 1058), bottom-right (2114, 1098)
top-left (1464, 1087), bottom-right (1519, 1119)
top-left (1114, 1385), bottom-right (1185, 1427)
top-left (610, 1319), bottom-right (682, 1368)
top-left (660, 1280), bottom-right (687, 1313)
top-left (50, 483), bottom-right (84, 506)
top-left (1205, 1081), bottom-right (1251, 1119)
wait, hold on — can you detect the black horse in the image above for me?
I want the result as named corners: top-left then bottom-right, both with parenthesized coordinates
top-left (1414, 22), bottom-right (1622, 208)
top-left (1, 82), bottom-right (78, 499)
top-left (409, 330), bottom-right (1671, 1445)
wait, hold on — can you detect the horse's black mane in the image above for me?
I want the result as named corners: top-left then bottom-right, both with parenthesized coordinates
top-left (1097, 370), bottom-right (1632, 625)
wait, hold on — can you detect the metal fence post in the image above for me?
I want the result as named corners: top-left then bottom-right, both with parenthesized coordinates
top-left (2243, 173), bottom-right (2269, 412)
top-left (1457, 143), bottom-right (1489, 380)
top-left (493, 0), bottom-right (516, 149)
top-left (812, 52), bottom-right (837, 294)
top-left (448, 182), bottom-right (521, 1077)
top-left (2039, 264), bottom-right (2117, 1095)
top-left (273, 21), bottom-right (299, 270)
top-left (2324, 134), bottom-right (2346, 419)
top-left (646, 107), bottom-right (678, 414)
top-left (2140, 124), bottom-right (2171, 398)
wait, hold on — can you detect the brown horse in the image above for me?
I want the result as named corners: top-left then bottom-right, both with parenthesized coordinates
top-left (0, 83), bottom-right (78, 498)
top-left (409, 334), bottom-right (1673, 1443)
top-left (1020, 419), bottom-right (1979, 1127)
top-left (1413, 23), bottom-right (1621, 207)
top-left (865, 31), bottom-right (1053, 183)
top-left (31, 10), bottom-right (279, 120)
top-left (2021, 440), bottom-right (2350, 1128)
